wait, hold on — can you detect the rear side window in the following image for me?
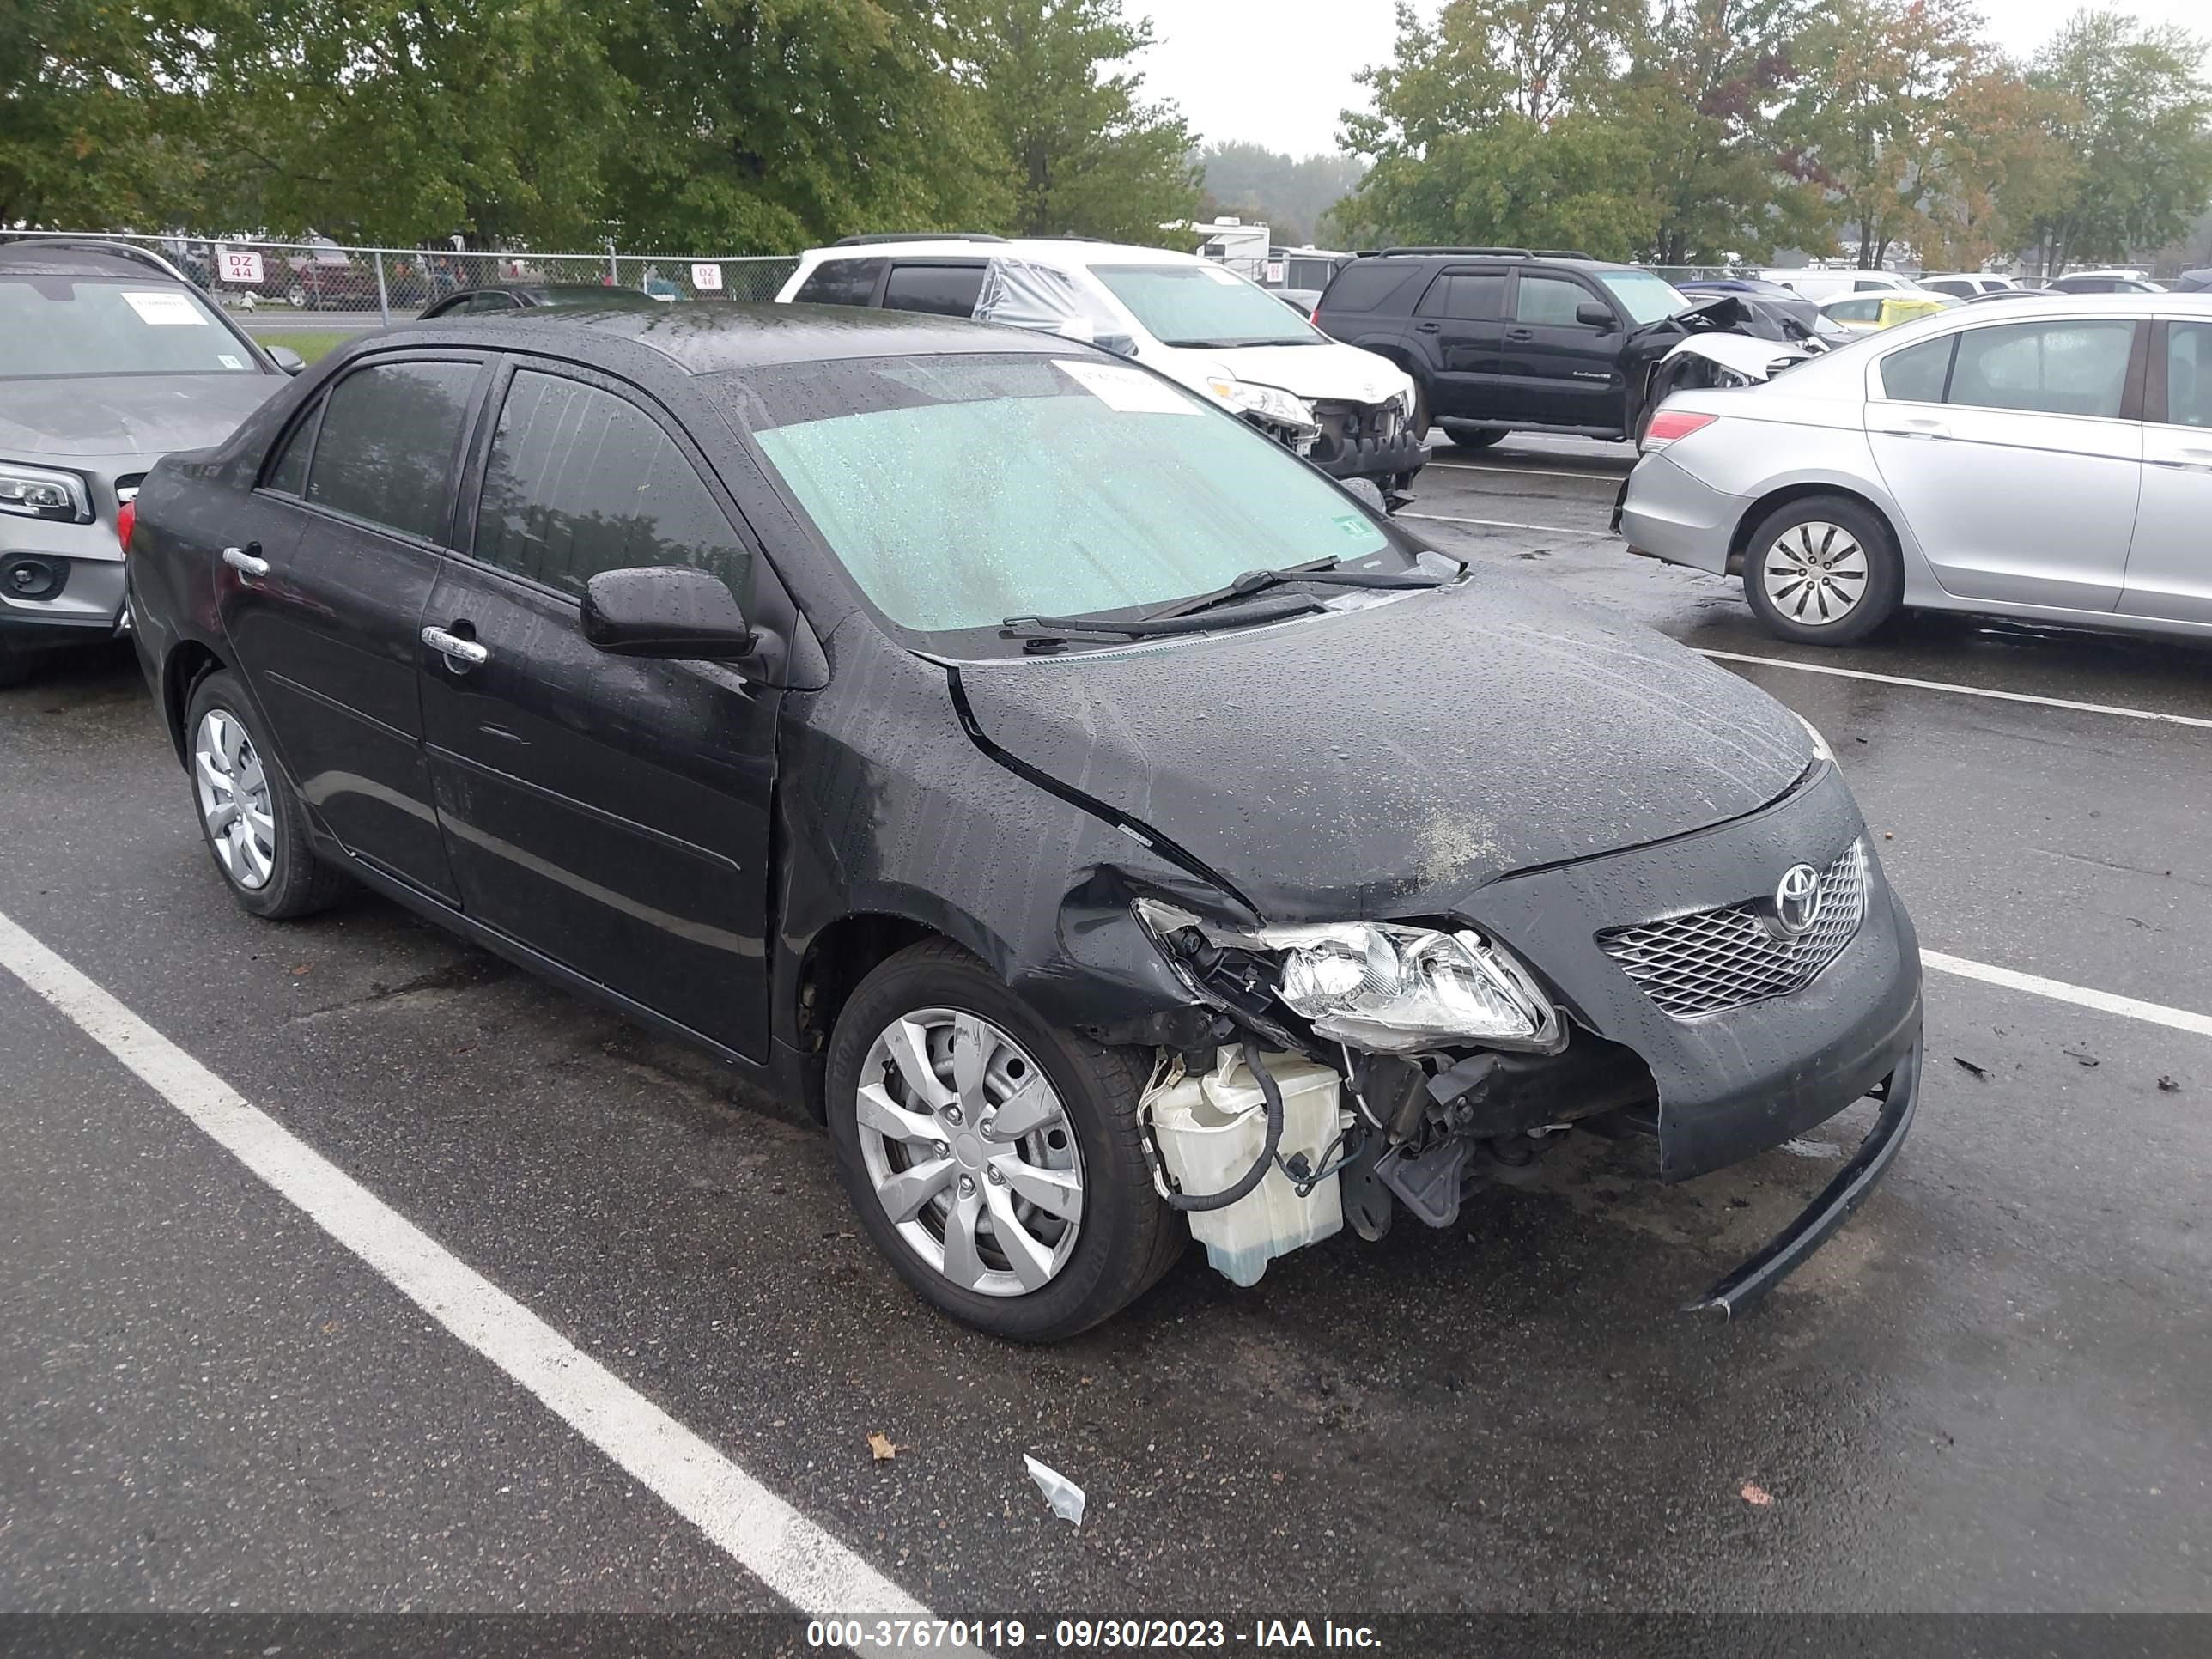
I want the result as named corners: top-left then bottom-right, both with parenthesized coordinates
top-left (1947, 319), bottom-right (2136, 418)
top-left (793, 258), bottom-right (885, 307)
top-left (1316, 261), bottom-right (1422, 315)
top-left (882, 264), bottom-right (986, 317)
top-left (304, 360), bottom-right (477, 540)
top-left (1881, 336), bottom-right (1954, 402)
top-left (1417, 273), bottom-right (1505, 320)
top-left (1828, 297), bottom-right (1883, 323)
top-left (1515, 275), bottom-right (1595, 326)
top-left (473, 370), bottom-right (753, 604)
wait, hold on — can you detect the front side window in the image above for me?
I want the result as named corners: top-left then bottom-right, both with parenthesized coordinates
top-left (1828, 298), bottom-right (1883, 324)
top-left (304, 360), bottom-right (478, 540)
top-left (1947, 319), bottom-right (2136, 418)
top-left (1089, 263), bottom-right (1317, 348)
top-left (0, 276), bottom-right (263, 380)
top-left (1515, 276), bottom-right (1597, 327)
top-left (2166, 323), bottom-right (2212, 428)
top-left (720, 354), bottom-right (1402, 641)
top-left (473, 370), bottom-right (752, 603)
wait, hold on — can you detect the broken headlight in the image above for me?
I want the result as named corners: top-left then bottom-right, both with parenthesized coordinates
top-left (1264, 922), bottom-right (1562, 1054)
top-left (1200, 368), bottom-right (1319, 435)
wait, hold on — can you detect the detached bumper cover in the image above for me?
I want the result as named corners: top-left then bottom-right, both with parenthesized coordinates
top-left (1690, 1035), bottom-right (1919, 1317)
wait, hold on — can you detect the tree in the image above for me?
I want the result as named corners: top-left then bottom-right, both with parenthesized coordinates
top-left (1197, 142), bottom-right (1365, 246)
top-left (1621, 0), bottom-right (1828, 265)
top-left (2020, 9), bottom-right (2212, 275)
top-left (1334, 0), bottom-right (1656, 258)
top-left (971, 0), bottom-right (1198, 243)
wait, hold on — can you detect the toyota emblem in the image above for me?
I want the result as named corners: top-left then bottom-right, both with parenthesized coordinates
top-left (1769, 863), bottom-right (1822, 938)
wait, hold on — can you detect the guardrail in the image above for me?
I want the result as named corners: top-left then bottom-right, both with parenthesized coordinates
top-left (2, 231), bottom-right (799, 324)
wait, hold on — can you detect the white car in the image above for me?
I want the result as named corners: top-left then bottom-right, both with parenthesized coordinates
top-left (1760, 268), bottom-right (1938, 304)
top-left (1921, 273), bottom-right (2022, 299)
top-left (1620, 293), bottom-right (2212, 646)
top-left (775, 235), bottom-right (1426, 506)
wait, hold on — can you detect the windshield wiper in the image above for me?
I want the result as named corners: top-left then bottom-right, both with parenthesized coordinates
top-left (1143, 560), bottom-right (1451, 622)
top-left (1156, 337), bottom-right (1315, 349)
top-left (1001, 592), bottom-right (1327, 646)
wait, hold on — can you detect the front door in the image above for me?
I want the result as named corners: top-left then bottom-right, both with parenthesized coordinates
top-left (417, 361), bottom-right (780, 1058)
top-left (1409, 268), bottom-right (1506, 421)
top-left (1496, 271), bottom-right (1623, 428)
top-left (221, 353), bottom-right (489, 901)
top-left (2122, 319), bottom-right (2212, 623)
top-left (1867, 317), bottom-right (2143, 610)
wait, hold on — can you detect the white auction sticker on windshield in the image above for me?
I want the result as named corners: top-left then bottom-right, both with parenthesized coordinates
top-left (122, 290), bottom-right (207, 325)
top-left (1054, 359), bottom-right (1198, 415)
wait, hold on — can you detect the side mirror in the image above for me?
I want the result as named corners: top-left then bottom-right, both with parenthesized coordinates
top-left (267, 344), bottom-right (306, 375)
top-left (580, 566), bottom-right (755, 659)
top-left (1576, 301), bottom-right (1619, 331)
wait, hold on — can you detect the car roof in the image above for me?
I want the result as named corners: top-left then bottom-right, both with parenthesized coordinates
top-left (800, 236), bottom-right (1217, 271)
top-left (362, 300), bottom-right (1072, 374)
top-left (0, 239), bottom-right (191, 282)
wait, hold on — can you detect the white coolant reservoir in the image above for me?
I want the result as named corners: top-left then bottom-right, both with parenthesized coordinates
top-left (1147, 1049), bottom-right (1346, 1287)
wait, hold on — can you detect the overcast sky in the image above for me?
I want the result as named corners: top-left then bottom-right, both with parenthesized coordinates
top-left (1133, 0), bottom-right (2209, 158)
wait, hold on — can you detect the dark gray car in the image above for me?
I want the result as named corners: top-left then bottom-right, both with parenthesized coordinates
top-left (0, 240), bottom-right (296, 685)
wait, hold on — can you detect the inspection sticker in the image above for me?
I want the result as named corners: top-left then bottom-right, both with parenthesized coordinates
top-left (1054, 360), bottom-right (1197, 415)
top-left (122, 291), bottom-right (206, 325)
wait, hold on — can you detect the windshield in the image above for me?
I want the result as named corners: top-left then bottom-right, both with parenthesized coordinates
top-left (720, 354), bottom-right (1404, 643)
top-left (1090, 264), bottom-right (1319, 348)
top-left (0, 276), bottom-right (261, 379)
top-left (1600, 270), bottom-right (1693, 326)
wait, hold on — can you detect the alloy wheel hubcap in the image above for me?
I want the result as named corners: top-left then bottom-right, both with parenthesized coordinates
top-left (1762, 521), bottom-right (1869, 625)
top-left (193, 708), bottom-right (276, 890)
top-left (854, 1007), bottom-right (1083, 1298)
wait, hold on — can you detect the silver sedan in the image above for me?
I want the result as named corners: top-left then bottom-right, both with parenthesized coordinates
top-left (1618, 293), bottom-right (2212, 645)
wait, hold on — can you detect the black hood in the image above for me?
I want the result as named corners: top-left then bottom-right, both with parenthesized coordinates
top-left (952, 573), bottom-right (1813, 923)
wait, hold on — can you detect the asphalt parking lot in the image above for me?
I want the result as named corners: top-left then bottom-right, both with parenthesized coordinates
top-left (4, 435), bottom-right (2209, 1625)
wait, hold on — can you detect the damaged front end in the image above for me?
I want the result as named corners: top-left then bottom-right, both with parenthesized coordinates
top-left (1117, 813), bottom-right (1922, 1318)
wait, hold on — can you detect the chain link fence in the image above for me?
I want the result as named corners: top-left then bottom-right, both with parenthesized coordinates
top-left (3, 231), bottom-right (799, 325)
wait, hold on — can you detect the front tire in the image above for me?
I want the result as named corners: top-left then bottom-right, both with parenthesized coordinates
top-left (185, 669), bottom-right (352, 919)
top-left (1741, 495), bottom-right (1903, 646)
top-left (825, 939), bottom-right (1183, 1341)
top-left (1438, 422), bottom-right (1508, 452)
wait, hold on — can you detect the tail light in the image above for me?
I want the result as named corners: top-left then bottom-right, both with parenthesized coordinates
top-left (1310, 307), bottom-right (1321, 325)
top-left (1642, 410), bottom-right (1719, 452)
top-left (116, 498), bottom-right (137, 551)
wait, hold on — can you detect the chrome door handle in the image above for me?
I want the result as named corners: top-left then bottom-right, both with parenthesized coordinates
top-left (2151, 447), bottom-right (2212, 469)
top-left (422, 625), bottom-right (489, 668)
top-left (222, 544), bottom-right (269, 578)
top-left (1898, 418), bottom-right (1950, 440)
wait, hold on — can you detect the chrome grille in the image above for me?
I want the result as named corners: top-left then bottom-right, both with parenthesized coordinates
top-left (1597, 841), bottom-right (1869, 1019)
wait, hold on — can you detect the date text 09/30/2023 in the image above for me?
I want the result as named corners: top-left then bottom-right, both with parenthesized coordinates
top-left (805, 1619), bottom-right (1384, 1650)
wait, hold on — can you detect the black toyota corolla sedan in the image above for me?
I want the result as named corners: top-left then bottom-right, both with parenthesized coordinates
top-left (128, 304), bottom-right (1923, 1340)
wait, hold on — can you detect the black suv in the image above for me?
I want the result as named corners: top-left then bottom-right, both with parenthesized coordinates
top-left (1314, 248), bottom-right (1711, 449)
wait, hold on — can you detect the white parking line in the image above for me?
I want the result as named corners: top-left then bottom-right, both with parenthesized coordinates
top-left (0, 908), bottom-right (963, 1657)
top-left (1923, 950), bottom-right (2212, 1041)
top-left (1426, 460), bottom-right (1628, 483)
top-left (1400, 510), bottom-right (1613, 538)
top-left (1698, 649), bottom-right (2212, 732)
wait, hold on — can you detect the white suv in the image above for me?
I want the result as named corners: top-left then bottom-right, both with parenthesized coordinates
top-left (775, 235), bottom-right (1426, 507)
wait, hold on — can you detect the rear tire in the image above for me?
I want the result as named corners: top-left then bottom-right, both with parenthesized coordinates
top-left (1741, 495), bottom-right (1902, 646)
top-left (185, 669), bottom-right (353, 919)
top-left (1439, 422), bottom-right (1508, 452)
top-left (825, 939), bottom-right (1182, 1341)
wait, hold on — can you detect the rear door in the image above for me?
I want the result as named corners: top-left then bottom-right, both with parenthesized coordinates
top-left (2121, 319), bottom-right (2212, 623)
top-left (416, 358), bottom-right (780, 1058)
top-left (222, 353), bottom-right (488, 901)
top-left (1409, 268), bottom-right (1506, 419)
top-left (1497, 270), bottom-right (1621, 428)
top-left (1866, 316), bottom-right (2144, 610)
